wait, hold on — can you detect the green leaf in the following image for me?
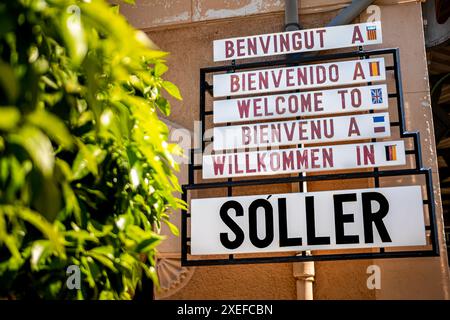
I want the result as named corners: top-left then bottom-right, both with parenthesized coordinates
top-left (32, 177), bottom-right (62, 222)
top-left (61, 183), bottom-right (83, 225)
top-left (30, 240), bottom-right (52, 271)
top-left (65, 229), bottom-right (98, 244)
top-left (81, 256), bottom-right (100, 289)
top-left (0, 0), bottom-right (188, 300)
top-left (0, 107), bottom-right (20, 131)
top-left (14, 206), bottom-right (65, 256)
top-left (134, 236), bottom-right (162, 254)
top-left (60, 5), bottom-right (87, 65)
top-left (99, 290), bottom-right (115, 300)
top-left (55, 159), bottom-right (73, 181)
top-left (154, 63), bottom-right (168, 77)
top-left (0, 207), bottom-right (22, 260)
top-left (163, 219), bottom-right (179, 237)
top-left (155, 97), bottom-right (170, 116)
top-left (72, 142), bottom-right (105, 180)
top-left (87, 246), bottom-right (117, 272)
top-left (27, 109), bottom-right (74, 149)
top-left (9, 126), bottom-right (55, 178)
top-left (0, 60), bottom-right (19, 103)
top-left (110, 5), bottom-right (120, 15)
top-left (162, 80), bottom-right (182, 100)
top-left (140, 262), bottom-right (159, 288)
top-left (87, 222), bottom-right (113, 238)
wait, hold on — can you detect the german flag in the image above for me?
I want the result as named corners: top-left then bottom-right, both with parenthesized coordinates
top-left (385, 145), bottom-right (397, 161)
top-left (369, 61), bottom-right (380, 77)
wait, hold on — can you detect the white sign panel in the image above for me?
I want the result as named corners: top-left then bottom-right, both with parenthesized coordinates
top-left (213, 21), bottom-right (382, 62)
top-left (203, 140), bottom-right (405, 179)
top-left (213, 112), bottom-right (391, 150)
top-left (213, 58), bottom-right (386, 97)
top-left (191, 186), bottom-right (426, 255)
top-left (213, 84), bottom-right (388, 124)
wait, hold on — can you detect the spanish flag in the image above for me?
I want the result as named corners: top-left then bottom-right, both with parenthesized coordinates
top-left (385, 145), bottom-right (397, 161)
top-left (369, 61), bottom-right (380, 77)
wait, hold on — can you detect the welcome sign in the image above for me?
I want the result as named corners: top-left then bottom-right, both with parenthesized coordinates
top-left (213, 112), bottom-right (391, 150)
top-left (213, 21), bottom-right (382, 61)
top-left (185, 22), bottom-right (434, 263)
top-left (213, 84), bottom-right (389, 124)
top-left (213, 58), bottom-right (386, 97)
top-left (203, 140), bottom-right (405, 179)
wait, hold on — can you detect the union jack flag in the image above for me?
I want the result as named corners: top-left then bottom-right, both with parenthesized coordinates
top-left (371, 88), bottom-right (383, 104)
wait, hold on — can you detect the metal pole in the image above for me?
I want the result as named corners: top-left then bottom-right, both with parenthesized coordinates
top-left (284, 0), bottom-right (315, 301)
top-left (327, 0), bottom-right (376, 26)
top-left (284, 0), bottom-right (300, 31)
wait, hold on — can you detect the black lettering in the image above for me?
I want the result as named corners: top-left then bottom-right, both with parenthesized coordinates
top-left (334, 194), bottom-right (359, 244)
top-left (249, 199), bottom-right (274, 248)
top-left (362, 192), bottom-right (392, 243)
top-left (278, 198), bottom-right (302, 247)
top-left (220, 200), bottom-right (245, 249)
top-left (306, 196), bottom-right (331, 245)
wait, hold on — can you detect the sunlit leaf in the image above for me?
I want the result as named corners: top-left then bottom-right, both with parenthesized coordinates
top-left (154, 63), bottom-right (168, 77)
top-left (0, 0), bottom-right (187, 300)
top-left (99, 290), bottom-right (115, 300)
top-left (30, 240), bottom-right (52, 271)
top-left (60, 4), bottom-right (87, 65)
top-left (134, 236), bottom-right (162, 254)
top-left (72, 141), bottom-right (105, 180)
top-left (0, 107), bottom-right (20, 131)
top-left (9, 126), bottom-right (55, 178)
top-left (15, 207), bottom-right (65, 256)
top-left (155, 97), bottom-right (170, 116)
top-left (162, 80), bottom-right (182, 100)
top-left (163, 219), bottom-right (179, 237)
top-left (27, 109), bottom-right (74, 149)
top-left (87, 246), bottom-right (117, 272)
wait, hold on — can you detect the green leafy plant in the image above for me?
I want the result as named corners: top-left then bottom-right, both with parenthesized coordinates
top-left (0, 0), bottom-right (185, 299)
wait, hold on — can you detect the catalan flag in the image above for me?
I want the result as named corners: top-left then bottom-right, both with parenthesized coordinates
top-left (366, 25), bottom-right (377, 41)
top-left (369, 61), bottom-right (380, 77)
top-left (385, 145), bottom-right (397, 161)
top-left (373, 115), bottom-right (386, 133)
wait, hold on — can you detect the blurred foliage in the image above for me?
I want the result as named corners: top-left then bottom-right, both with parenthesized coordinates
top-left (0, 0), bottom-right (185, 299)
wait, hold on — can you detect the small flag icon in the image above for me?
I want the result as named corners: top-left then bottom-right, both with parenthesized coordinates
top-left (366, 25), bottom-right (377, 40)
top-left (373, 115), bottom-right (386, 133)
top-left (385, 145), bottom-right (397, 161)
top-left (371, 88), bottom-right (383, 104)
top-left (369, 61), bottom-right (380, 77)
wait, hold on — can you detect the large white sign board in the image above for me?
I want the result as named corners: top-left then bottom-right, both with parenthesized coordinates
top-left (213, 112), bottom-right (391, 150)
top-left (213, 58), bottom-right (386, 97)
top-left (213, 84), bottom-right (389, 124)
top-left (213, 21), bottom-right (382, 62)
top-left (203, 140), bottom-right (405, 179)
top-left (190, 186), bottom-right (426, 255)
top-left (186, 20), bottom-right (435, 264)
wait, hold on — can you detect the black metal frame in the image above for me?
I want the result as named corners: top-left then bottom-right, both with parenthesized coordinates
top-left (181, 48), bottom-right (440, 267)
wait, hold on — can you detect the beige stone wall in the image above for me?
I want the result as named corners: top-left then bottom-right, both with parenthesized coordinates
top-left (120, 0), bottom-right (450, 299)
top-left (117, 0), bottom-right (423, 30)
